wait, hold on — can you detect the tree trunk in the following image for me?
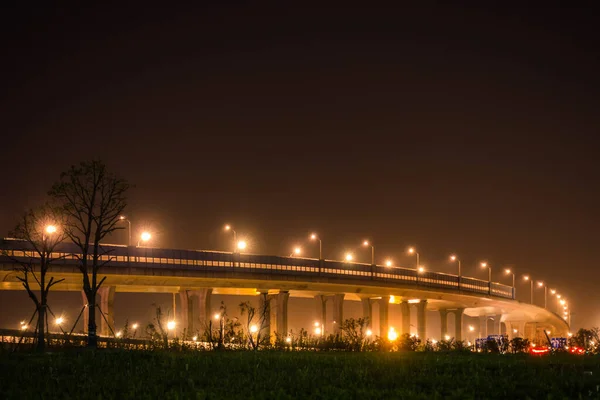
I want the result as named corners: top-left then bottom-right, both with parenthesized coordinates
top-left (36, 305), bottom-right (45, 352)
top-left (87, 295), bottom-right (97, 348)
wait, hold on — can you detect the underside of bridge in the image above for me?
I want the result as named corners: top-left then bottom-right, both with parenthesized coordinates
top-left (0, 265), bottom-right (569, 342)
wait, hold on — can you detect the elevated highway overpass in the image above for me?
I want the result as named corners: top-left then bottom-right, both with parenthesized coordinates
top-left (0, 239), bottom-right (568, 341)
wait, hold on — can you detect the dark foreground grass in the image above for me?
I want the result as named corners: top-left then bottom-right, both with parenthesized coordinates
top-left (1, 351), bottom-right (600, 399)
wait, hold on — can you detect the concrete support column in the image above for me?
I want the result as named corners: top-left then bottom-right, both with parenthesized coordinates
top-left (81, 290), bottom-right (89, 334)
top-left (98, 286), bottom-right (115, 336)
top-left (379, 296), bottom-right (390, 338)
top-left (314, 295), bottom-right (327, 329)
top-left (258, 291), bottom-right (271, 340)
top-left (400, 301), bottom-right (410, 335)
top-left (190, 288), bottom-right (212, 333)
top-left (417, 300), bottom-right (427, 340)
top-left (454, 308), bottom-right (464, 341)
top-left (479, 315), bottom-right (487, 338)
top-left (506, 321), bottom-right (515, 340)
top-left (179, 289), bottom-right (193, 337)
top-left (494, 314), bottom-right (503, 335)
top-left (360, 297), bottom-right (372, 327)
top-left (331, 294), bottom-right (344, 335)
top-left (270, 291), bottom-right (290, 337)
top-left (439, 309), bottom-right (448, 339)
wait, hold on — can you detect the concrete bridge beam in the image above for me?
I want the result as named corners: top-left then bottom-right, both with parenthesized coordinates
top-left (400, 300), bottom-right (410, 335)
top-left (98, 286), bottom-right (116, 336)
top-left (417, 300), bottom-right (427, 340)
top-left (379, 296), bottom-right (390, 338)
top-left (439, 309), bottom-right (448, 340)
top-left (270, 291), bottom-right (290, 337)
top-left (190, 288), bottom-right (212, 334)
top-left (454, 308), bottom-right (464, 341)
top-left (331, 294), bottom-right (344, 335)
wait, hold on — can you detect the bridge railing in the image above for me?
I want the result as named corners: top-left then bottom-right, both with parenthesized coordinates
top-left (0, 239), bottom-right (514, 299)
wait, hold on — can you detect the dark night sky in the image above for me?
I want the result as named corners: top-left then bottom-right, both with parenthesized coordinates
top-left (1, 4), bottom-right (599, 328)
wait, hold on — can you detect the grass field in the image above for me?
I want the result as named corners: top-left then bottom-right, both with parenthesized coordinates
top-left (1, 351), bottom-right (600, 399)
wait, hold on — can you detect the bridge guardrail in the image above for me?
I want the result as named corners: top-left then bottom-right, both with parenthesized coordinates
top-left (0, 239), bottom-right (514, 299)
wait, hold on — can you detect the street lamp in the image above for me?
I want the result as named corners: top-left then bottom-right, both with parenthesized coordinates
top-left (310, 233), bottom-right (323, 260)
top-left (167, 321), bottom-right (176, 330)
top-left (408, 247), bottom-right (420, 272)
top-left (505, 269), bottom-right (515, 299)
top-left (224, 225), bottom-right (238, 252)
top-left (45, 225), bottom-right (57, 234)
top-left (119, 216), bottom-right (132, 246)
top-left (237, 240), bottom-right (247, 251)
top-left (345, 253), bottom-right (353, 262)
top-left (523, 275), bottom-right (534, 304)
top-left (481, 262), bottom-right (491, 294)
top-left (385, 259), bottom-right (393, 267)
top-left (362, 240), bottom-right (375, 265)
top-left (138, 231), bottom-right (151, 247)
top-left (450, 254), bottom-right (461, 288)
top-left (537, 281), bottom-right (547, 308)
top-left (290, 247), bottom-right (302, 257)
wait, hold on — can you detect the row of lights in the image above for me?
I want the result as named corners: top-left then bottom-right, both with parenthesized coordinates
top-left (224, 225), bottom-right (570, 316)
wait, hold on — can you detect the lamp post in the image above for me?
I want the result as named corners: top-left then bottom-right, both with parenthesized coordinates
top-left (450, 255), bottom-right (461, 289)
top-left (362, 240), bottom-right (375, 265)
top-left (224, 225), bottom-right (237, 252)
top-left (310, 233), bottom-right (322, 260)
top-left (505, 269), bottom-right (515, 299)
top-left (119, 216), bottom-right (132, 246)
top-left (537, 281), bottom-right (547, 308)
top-left (408, 247), bottom-right (420, 284)
top-left (481, 262), bottom-right (491, 295)
top-left (523, 275), bottom-right (533, 304)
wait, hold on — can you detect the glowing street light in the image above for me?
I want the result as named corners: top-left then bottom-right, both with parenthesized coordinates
top-left (366, 329), bottom-right (373, 337)
top-left (45, 225), bottom-right (57, 234)
top-left (418, 266), bottom-right (425, 273)
top-left (285, 336), bottom-right (292, 343)
top-left (119, 216), bottom-right (132, 246)
top-left (249, 324), bottom-right (258, 333)
top-left (537, 281), bottom-right (548, 308)
top-left (505, 269), bottom-right (515, 299)
top-left (291, 247), bottom-right (302, 257)
top-left (523, 275), bottom-right (534, 304)
top-left (314, 327), bottom-right (322, 335)
top-left (138, 231), bottom-right (151, 247)
top-left (237, 240), bottom-right (247, 251)
top-left (132, 323), bottom-right (139, 330)
top-left (55, 317), bottom-right (64, 326)
top-left (385, 259), bottom-right (393, 267)
top-left (214, 313), bottom-right (221, 320)
top-left (362, 240), bottom-right (375, 265)
top-left (388, 327), bottom-right (398, 341)
top-left (115, 331), bottom-right (122, 338)
top-left (345, 253), bottom-right (353, 262)
top-left (310, 233), bottom-right (323, 260)
top-left (480, 262), bottom-right (492, 284)
top-left (408, 247), bottom-right (420, 271)
top-left (450, 254), bottom-right (461, 282)
top-left (167, 321), bottom-right (176, 330)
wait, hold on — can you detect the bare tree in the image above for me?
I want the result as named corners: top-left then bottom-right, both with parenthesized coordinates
top-left (239, 294), bottom-right (270, 350)
top-left (49, 160), bottom-right (130, 348)
top-left (3, 206), bottom-right (67, 351)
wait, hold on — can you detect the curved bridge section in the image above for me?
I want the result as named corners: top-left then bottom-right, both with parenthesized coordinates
top-left (0, 239), bottom-right (568, 341)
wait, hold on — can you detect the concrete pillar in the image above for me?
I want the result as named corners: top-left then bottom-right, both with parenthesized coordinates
top-left (494, 314), bottom-right (503, 335)
top-left (190, 288), bottom-right (212, 333)
top-left (379, 296), bottom-right (390, 338)
top-left (454, 308), bottom-right (464, 341)
top-left (360, 297), bottom-right (372, 327)
top-left (81, 290), bottom-right (89, 334)
top-left (439, 309), bottom-right (448, 339)
top-left (331, 294), bottom-right (344, 335)
top-left (271, 291), bottom-right (290, 337)
top-left (98, 286), bottom-right (115, 336)
top-left (506, 321), bottom-right (515, 340)
top-left (258, 291), bottom-right (271, 340)
top-left (400, 301), bottom-right (410, 335)
top-left (479, 315), bottom-right (487, 338)
top-left (416, 300), bottom-right (427, 340)
top-left (179, 289), bottom-right (193, 337)
top-left (314, 294), bottom-right (327, 329)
